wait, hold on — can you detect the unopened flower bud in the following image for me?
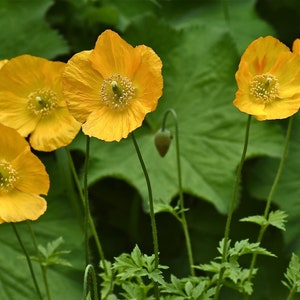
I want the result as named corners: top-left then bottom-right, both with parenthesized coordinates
top-left (154, 128), bottom-right (172, 157)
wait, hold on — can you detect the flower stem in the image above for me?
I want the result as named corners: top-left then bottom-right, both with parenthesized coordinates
top-left (214, 115), bottom-right (252, 300)
top-left (65, 147), bottom-right (108, 275)
top-left (286, 285), bottom-right (297, 300)
top-left (248, 116), bottom-right (294, 282)
top-left (82, 264), bottom-right (98, 300)
top-left (11, 223), bottom-right (43, 300)
top-left (131, 132), bottom-right (160, 299)
top-left (161, 108), bottom-right (195, 276)
top-left (26, 221), bottom-right (51, 300)
top-left (83, 136), bottom-right (91, 265)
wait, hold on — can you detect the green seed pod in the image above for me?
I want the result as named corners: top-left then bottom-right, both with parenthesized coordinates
top-left (154, 128), bottom-right (172, 157)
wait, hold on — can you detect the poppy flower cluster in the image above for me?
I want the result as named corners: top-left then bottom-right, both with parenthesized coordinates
top-left (233, 36), bottom-right (300, 120)
top-left (0, 30), bottom-right (163, 223)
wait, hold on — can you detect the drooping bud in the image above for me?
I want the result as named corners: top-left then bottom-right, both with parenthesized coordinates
top-left (154, 128), bottom-right (172, 157)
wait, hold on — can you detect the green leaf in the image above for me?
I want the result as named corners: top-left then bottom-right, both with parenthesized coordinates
top-left (31, 237), bottom-right (72, 268)
top-left (268, 210), bottom-right (288, 231)
top-left (71, 23), bottom-right (283, 214)
top-left (0, 0), bottom-right (68, 59)
top-left (282, 253), bottom-right (300, 293)
top-left (240, 215), bottom-right (268, 227)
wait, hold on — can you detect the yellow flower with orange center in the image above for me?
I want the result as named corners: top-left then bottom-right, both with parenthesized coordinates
top-left (0, 55), bottom-right (81, 151)
top-left (0, 123), bottom-right (49, 223)
top-left (233, 36), bottom-right (300, 120)
top-left (62, 29), bottom-right (163, 142)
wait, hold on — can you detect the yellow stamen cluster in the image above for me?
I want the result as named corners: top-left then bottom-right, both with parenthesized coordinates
top-left (250, 74), bottom-right (279, 104)
top-left (27, 89), bottom-right (58, 115)
top-left (0, 160), bottom-right (18, 193)
top-left (101, 74), bottom-right (136, 111)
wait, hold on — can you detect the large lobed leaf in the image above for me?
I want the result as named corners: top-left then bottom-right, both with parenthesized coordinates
top-left (71, 21), bottom-right (283, 214)
top-left (0, 0), bottom-right (68, 59)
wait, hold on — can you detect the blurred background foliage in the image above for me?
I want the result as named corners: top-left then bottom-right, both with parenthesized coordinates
top-left (1, 0), bottom-right (300, 299)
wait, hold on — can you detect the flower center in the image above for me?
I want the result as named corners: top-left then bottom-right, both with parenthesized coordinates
top-left (249, 74), bottom-right (279, 103)
top-left (100, 74), bottom-right (136, 111)
top-left (0, 160), bottom-right (18, 193)
top-left (27, 89), bottom-right (58, 115)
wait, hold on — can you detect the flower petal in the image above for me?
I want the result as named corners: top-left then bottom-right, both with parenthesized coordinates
top-left (29, 107), bottom-right (81, 151)
top-left (242, 36), bottom-right (290, 75)
top-left (82, 105), bottom-right (147, 142)
top-left (0, 190), bottom-right (46, 223)
top-left (63, 50), bottom-right (104, 123)
top-left (133, 45), bottom-right (163, 111)
top-left (90, 30), bottom-right (142, 78)
top-left (13, 148), bottom-right (50, 195)
top-left (0, 123), bottom-right (29, 161)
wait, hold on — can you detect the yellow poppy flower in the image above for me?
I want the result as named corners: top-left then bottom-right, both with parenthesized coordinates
top-left (233, 36), bottom-right (300, 120)
top-left (63, 29), bottom-right (163, 142)
top-left (0, 55), bottom-right (81, 151)
top-left (0, 123), bottom-right (49, 223)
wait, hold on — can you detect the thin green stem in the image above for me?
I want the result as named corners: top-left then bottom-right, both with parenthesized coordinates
top-left (131, 132), bottom-right (160, 299)
top-left (83, 137), bottom-right (90, 265)
top-left (214, 115), bottom-right (252, 300)
top-left (26, 221), bottom-right (51, 300)
top-left (161, 108), bottom-right (194, 276)
top-left (82, 264), bottom-right (98, 300)
top-left (248, 116), bottom-right (294, 281)
top-left (11, 223), bottom-right (43, 300)
top-left (286, 285), bottom-right (296, 300)
top-left (65, 148), bottom-right (108, 275)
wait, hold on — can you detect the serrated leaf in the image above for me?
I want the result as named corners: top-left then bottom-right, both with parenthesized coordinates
top-left (240, 215), bottom-right (268, 226)
top-left (282, 253), bottom-right (300, 292)
top-left (268, 210), bottom-right (288, 231)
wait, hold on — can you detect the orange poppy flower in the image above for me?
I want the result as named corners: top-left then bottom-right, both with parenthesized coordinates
top-left (0, 55), bottom-right (81, 151)
top-left (62, 29), bottom-right (163, 142)
top-left (233, 36), bottom-right (300, 120)
top-left (0, 123), bottom-right (49, 223)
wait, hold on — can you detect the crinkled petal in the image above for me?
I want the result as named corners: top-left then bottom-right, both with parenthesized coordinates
top-left (256, 94), bottom-right (300, 120)
top-left (63, 50), bottom-right (104, 123)
top-left (133, 45), bottom-right (163, 111)
top-left (0, 190), bottom-right (46, 223)
top-left (242, 36), bottom-right (290, 75)
top-left (270, 52), bottom-right (300, 97)
top-left (233, 90), bottom-right (266, 116)
top-left (13, 148), bottom-right (50, 194)
top-left (29, 107), bottom-right (81, 151)
top-left (82, 105), bottom-right (147, 142)
top-left (0, 123), bottom-right (29, 161)
top-left (90, 30), bottom-right (142, 78)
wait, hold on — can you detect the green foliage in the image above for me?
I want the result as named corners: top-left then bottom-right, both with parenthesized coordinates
top-left (240, 210), bottom-right (288, 231)
top-left (282, 253), bottom-right (300, 298)
top-left (0, 0), bottom-right (68, 59)
top-left (197, 239), bottom-right (275, 295)
top-left (30, 237), bottom-right (72, 268)
top-left (99, 245), bottom-right (167, 299)
top-left (1, 0), bottom-right (300, 299)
